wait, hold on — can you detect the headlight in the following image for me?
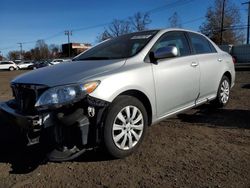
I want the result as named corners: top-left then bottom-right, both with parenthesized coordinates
top-left (35, 81), bottom-right (100, 109)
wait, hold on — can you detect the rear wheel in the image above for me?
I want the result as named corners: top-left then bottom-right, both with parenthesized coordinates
top-left (103, 95), bottom-right (148, 158)
top-left (213, 75), bottom-right (230, 107)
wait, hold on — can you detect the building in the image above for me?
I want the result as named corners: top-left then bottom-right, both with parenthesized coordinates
top-left (62, 43), bottom-right (91, 57)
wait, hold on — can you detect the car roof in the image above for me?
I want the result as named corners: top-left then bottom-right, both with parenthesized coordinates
top-left (152, 28), bottom-right (202, 35)
top-left (127, 28), bottom-right (216, 44)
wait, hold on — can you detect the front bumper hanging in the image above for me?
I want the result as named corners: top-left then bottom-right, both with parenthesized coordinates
top-left (0, 101), bottom-right (40, 130)
top-left (0, 96), bottom-right (110, 161)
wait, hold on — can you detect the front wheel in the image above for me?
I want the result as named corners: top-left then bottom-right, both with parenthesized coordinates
top-left (212, 75), bottom-right (231, 107)
top-left (103, 95), bottom-right (148, 158)
top-left (9, 66), bottom-right (14, 71)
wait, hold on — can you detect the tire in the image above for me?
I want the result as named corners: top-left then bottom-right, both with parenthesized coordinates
top-left (103, 95), bottom-right (148, 158)
top-left (9, 66), bottom-right (14, 71)
top-left (212, 75), bottom-right (231, 107)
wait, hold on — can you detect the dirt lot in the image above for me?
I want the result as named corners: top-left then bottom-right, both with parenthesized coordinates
top-left (0, 70), bottom-right (249, 188)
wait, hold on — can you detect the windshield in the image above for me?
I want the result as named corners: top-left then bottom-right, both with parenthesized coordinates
top-left (74, 30), bottom-right (159, 61)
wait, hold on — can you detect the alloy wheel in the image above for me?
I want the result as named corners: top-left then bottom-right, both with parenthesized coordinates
top-left (220, 79), bottom-right (230, 104)
top-left (112, 106), bottom-right (144, 150)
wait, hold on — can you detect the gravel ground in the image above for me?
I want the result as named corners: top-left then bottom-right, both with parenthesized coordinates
top-left (0, 70), bottom-right (249, 188)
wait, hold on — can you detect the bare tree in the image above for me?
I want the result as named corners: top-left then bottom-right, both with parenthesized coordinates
top-left (110, 19), bottom-right (130, 36)
top-left (49, 44), bottom-right (60, 58)
top-left (35, 40), bottom-right (50, 60)
top-left (98, 12), bottom-right (152, 42)
top-left (30, 47), bottom-right (40, 61)
top-left (97, 30), bottom-right (113, 42)
top-left (97, 19), bottom-right (132, 41)
top-left (168, 12), bottom-right (182, 28)
top-left (200, 0), bottom-right (244, 44)
top-left (7, 51), bottom-right (19, 60)
top-left (129, 12), bottom-right (151, 31)
top-left (23, 51), bottom-right (32, 60)
top-left (8, 42), bottom-right (60, 61)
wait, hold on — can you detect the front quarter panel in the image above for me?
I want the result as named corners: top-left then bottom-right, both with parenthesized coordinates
top-left (89, 59), bottom-right (156, 118)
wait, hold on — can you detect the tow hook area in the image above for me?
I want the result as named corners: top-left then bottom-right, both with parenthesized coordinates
top-left (26, 96), bottom-right (109, 161)
top-left (27, 116), bottom-right (44, 146)
top-left (88, 106), bottom-right (95, 117)
top-left (47, 108), bottom-right (90, 162)
top-left (56, 108), bottom-right (90, 146)
top-left (47, 145), bottom-right (87, 162)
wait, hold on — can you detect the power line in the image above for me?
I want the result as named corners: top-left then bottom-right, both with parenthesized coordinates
top-left (21, 31), bottom-right (65, 44)
top-left (182, 17), bottom-right (205, 25)
top-left (205, 24), bottom-right (248, 33)
top-left (220, 0), bottom-right (226, 45)
top-left (17, 42), bottom-right (23, 60)
top-left (0, 0), bottom-right (198, 52)
top-left (0, 45), bottom-right (17, 51)
top-left (147, 0), bottom-right (195, 14)
top-left (71, 0), bottom-right (196, 33)
top-left (72, 22), bottom-right (111, 32)
top-left (65, 30), bottom-right (72, 57)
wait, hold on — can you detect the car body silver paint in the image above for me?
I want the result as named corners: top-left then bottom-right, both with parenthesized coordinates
top-left (12, 59), bottom-right (126, 87)
top-left (11, 28), bottom-right (235, 125)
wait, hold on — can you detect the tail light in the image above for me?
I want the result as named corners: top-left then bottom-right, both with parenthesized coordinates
top-left (232, 56), bottom-right (236, 64)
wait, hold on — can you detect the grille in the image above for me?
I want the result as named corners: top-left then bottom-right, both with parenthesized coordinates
top-left (11, 84), bottom-right (47, 115)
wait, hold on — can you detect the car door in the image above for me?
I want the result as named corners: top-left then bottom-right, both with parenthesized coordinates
top-left (187, 32), bottom-right (222, 101)
top-left (0, 62), bottom-right (9, 69)
top-left (150, 31), bottom-right (200, 117)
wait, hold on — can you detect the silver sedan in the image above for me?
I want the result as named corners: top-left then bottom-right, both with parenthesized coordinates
top-left (0, 29), bottom-right (235, 161)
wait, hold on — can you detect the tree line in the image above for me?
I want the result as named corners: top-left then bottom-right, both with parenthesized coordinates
top-left (7, 0), bottom-right (245, 61)
top-left (8, 40), bottom-right (60, 61)
top-left (98, 0), bottom-right (244, 44)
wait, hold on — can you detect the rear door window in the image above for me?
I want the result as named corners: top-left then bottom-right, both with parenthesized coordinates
top-left (1, 62), bottom-right (11, 65)
top-left (188, 33), bottom-right (217, 54)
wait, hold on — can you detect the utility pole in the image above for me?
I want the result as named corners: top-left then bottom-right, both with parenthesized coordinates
top-left (65, 30), bottom-right (72, 57)
top-left (242, 1), bottom-right (250, 44)
top-left (220, 0), bottom-right (226, 45)
top-left (17, 42), bottom-right (23, 60)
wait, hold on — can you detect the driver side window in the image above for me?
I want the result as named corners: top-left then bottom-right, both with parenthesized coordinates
top-left (152, 32), bottom-right (191, 57)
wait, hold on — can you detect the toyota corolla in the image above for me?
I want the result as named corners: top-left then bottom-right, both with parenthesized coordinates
top-left (0, 29), bottom-right (235, 161)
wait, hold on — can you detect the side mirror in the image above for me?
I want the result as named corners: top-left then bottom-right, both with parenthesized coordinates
top-left (154, 46), bottom-right (178, 60)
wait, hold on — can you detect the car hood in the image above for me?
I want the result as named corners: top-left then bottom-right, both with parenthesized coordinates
top-left (12, 60), bottom-right (126, 87)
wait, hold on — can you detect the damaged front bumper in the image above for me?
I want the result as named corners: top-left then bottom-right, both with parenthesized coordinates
top-left (0, 101), bottom-right (39, 130)
top-left (0, 96), bottom-right (110, 161)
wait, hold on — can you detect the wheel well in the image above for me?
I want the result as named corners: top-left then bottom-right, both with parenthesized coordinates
top-left (118, 90), bottom-right (152, 126)
top-left (223, 71), bottom-right (232, 85)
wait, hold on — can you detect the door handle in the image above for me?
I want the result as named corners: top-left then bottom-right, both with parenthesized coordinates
top-left (191, 62), bottom-right (199, 67)
top-left (218, 58), bottom-right (223, 62)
